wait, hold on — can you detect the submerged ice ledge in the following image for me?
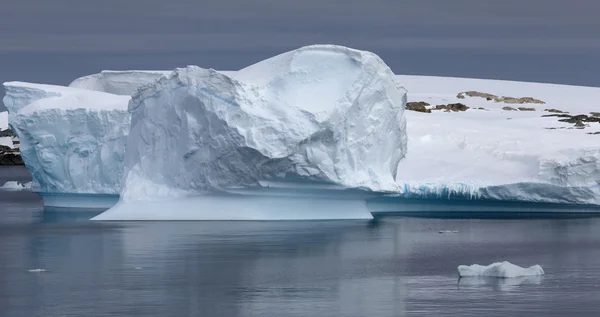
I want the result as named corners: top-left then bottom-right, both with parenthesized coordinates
top-left (92, 193), bottom-right (374, 221)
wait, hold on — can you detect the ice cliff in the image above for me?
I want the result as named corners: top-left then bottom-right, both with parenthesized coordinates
top-left (118, 45), bottom-right (407, 202)
top-left (3, 82), bottom-right (130, 194)
top-left (2, 71), bottom-right (166, 197)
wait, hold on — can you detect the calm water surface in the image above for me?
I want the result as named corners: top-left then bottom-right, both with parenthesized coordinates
top-left (1, 168), bottom-right (600, 316)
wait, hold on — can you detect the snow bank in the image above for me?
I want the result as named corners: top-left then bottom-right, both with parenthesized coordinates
top-left (3, 82), bottom-right (130, 195)
top-left (69, 70), bottom-right (170, 95)
top-left (458, 261), bottom-right (545, 278)
top-left (0, 181), bottom-right (32, 191)
top-left (97, 45), bottom-right (406, 220)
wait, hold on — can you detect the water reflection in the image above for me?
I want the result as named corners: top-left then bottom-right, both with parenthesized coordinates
top-left (458, 276), bottom-right (544, 291)
top-left (1, 201), bottom-right (600, 315)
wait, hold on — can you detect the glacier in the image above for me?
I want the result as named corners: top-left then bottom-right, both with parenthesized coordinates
top-left (95, 45), bottom-right (407, 220)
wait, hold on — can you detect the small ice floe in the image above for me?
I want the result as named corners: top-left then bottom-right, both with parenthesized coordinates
top-left (27, 269), bottom-right (49, 273)
top-left (439, 230), bottom-right (459, 234)
top-left (458, 261), bottom-right (544, 278)
top-left (134, 267), bottom-right (143, 270)
top-left (1, 181), bottom-right (32, 191)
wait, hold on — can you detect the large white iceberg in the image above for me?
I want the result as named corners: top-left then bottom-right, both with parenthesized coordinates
top-left (4, 44), bottom-right (600, 217)
top-left (458, 261), bottom-right (545, 278)
top-left (94, 45), bottom-right (407, 220)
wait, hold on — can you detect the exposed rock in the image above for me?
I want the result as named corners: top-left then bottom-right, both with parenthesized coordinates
top-left (587, 132), bottom-right (600, 135)
top-left (503, 106), bottom-right (517, 111)
top-left (0, 134), bottom-right (24, 166)
top-left (0, 153), bottom-right (23, 165)
top-left (433, 103), bottom-right (469, 112)
top-left (545, 108), bottom-right (567, 113)
top-left (446, 103), bottom-right (469, 111)
top-left (0, 129), bottom-right (15, 137)
top-left (461, 91), bottom-right (497, 100)
top-left (406, 101), bottom-right (431, 113)
top-left (477, 107), bottom-right (487, 110)
top-left (457, 91), bottom-right (545, 104)
top-left (498, 96), bottom-right (545, 104)
top-left (591, 112), bottom-right (600, 117)
top-left (558, 115), bottom-right (600, 124)
top-left (574, 121), bottom-right (586, 129)
top-left (542, 114), bottom-right (572, 118)
top-left (518, 107), bottom-right (536, 111)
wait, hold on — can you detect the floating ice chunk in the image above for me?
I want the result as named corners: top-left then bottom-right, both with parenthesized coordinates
top-left (1, 181), bottom-right (31, 191)
top-left (458, 261), bottom-right (544, 278)
top-left (27, 268), bottom-right (49, 273)
top-left (439, 230), bottom-right (459, 234)
top-left (458, 275), bottom-right (544, 291)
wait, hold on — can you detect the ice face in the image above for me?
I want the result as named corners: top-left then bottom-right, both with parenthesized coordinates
top-left (3, 82), bottom-right (131, 195)
top-left (118, 45), bottom-right (407, 203)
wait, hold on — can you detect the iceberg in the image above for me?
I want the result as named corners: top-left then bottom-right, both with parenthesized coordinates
top-left (458, 261), bottom-right (545, 278)
top-left (4, 44), bottom-right (600, 218)
top-left (2, 71), bottom-right (169, 207)
top-left (94, 45), bottom-right (407, 220)
top-left (3, 82), bottom-right (130, 195)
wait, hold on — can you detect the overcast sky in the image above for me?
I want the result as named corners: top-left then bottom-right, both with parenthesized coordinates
top-left (1, 0), bottom-right (599, 88)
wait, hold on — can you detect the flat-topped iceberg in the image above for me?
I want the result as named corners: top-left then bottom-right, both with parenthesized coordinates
top-left (94, 45), bottom-right (407, 220)
top-left (458, 261), bottom-right (545, 278)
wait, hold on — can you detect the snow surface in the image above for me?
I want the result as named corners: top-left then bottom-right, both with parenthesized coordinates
top-left (386, 76), bottom-right (600, 205)
top-left (0, 181), bottom-right (32, 191)
top-left (3, 82), bottom-right (130, 194)
top-left (458, 261), bottom-right (545, 278)
top-left (69, 70), bottom-right (170, 95)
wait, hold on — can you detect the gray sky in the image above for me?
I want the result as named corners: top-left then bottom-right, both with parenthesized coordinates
top-left (1, 0), bottom-right (599, 89)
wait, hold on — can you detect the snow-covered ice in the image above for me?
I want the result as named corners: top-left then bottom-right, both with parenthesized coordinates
top-left (458, 261), bottom-right (545, 278)
top-left (376, 75), bottom-right (600, 207)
